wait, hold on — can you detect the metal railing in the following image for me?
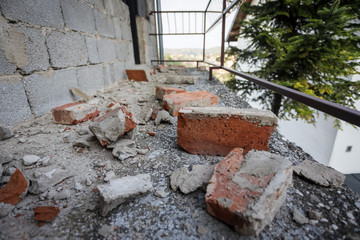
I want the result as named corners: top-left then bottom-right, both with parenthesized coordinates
top-left (149, 0), bottom-right (360, 127)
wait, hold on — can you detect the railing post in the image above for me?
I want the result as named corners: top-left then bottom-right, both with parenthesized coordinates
top-left (209, 67), bottom-right (214, 81)
top-left (220, 0), bottom-right (226, 67)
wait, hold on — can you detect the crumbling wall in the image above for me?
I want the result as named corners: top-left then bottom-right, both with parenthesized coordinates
top-left (0, 0), bottom-right (155, 127)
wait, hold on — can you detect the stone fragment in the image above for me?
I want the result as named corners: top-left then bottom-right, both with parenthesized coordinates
top-left (0, 169), bottom-right (28, 205)
top-left (293, 160), bottom-right (345, 187)
top-left (112, 146), bottom-right (137, 161)
top-left (170, 165), bottom-right (215, 194)
top-left (206, 149), bottom-right (292, 236)
top-left (98, 174), bottom-right (152, 216)
top-left (164, 75), bottom-right (196, 84)
top-left (52, 102), bottom-right (99, 125)
top-left (23, 155), bottom-right (41, 166)
top-left (155, 110), bottom-right (175, 125)
top-left (89, 107), bottom-right (136, 146)
top-left (198, 226), bottom-right (208, 235)
top-left (74, 182), bottom-right (84, 191)
top-left (0, 126), bottom-right (13, 141)
top-left (104, 171), bottom-right (116, 182)
top-left (70, 87), bottom-right (91, 102)
top-left (0, 202), bottom-right (14, 218)
top-left (54, 189), bottom-right (71, 200)
top-left (125, 69), bottom-right (148, 82)
top-left (155, 190), bottom-right (168, 198)
top-left (73, 138), bottom-right (90, 148)
top-left (106, 139), bottom-right (135, 149)
top-left (293, 208), bottom-right (309, 224)
top-left (28, 169), bottom-right (73, 194)
top-left (163, 91), bottom-right (218, 117)
top-left (98, 224), bottom-right (114, 237)
top-left (155, 86), bottom-right (186, 100)
top-left (33, 206), bottom-right (60, 222)
top-left (178, 107), bottom-right (277, 156)
top-left (47, 190), bottom-right (57, 200)
top-left (0, 165), bottom-right (3, 178)
top-left (308, 210), bottom-right (322, 220)
top-left (136, 149), bottom-right (149, 155)
top-left (144, 108), bottom-right (153, 122)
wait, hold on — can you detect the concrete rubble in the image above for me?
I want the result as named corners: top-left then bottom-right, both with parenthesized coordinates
top-left (154, 110), bottom-right (175, 125)
top-left (0, 68), bottom-right (359, 239)
top-left (0, 125), bottom-right (13, 141)
top-left (98, 174), bottom-right (153, 216)
top-left (52, 102), bottom-right (99, 125)
top-left (293, 159), bottom-right (345, 187)
top-left (206, 149), bottom-right (293, 236)
top-left (170, 165), bottom-right (215, 194)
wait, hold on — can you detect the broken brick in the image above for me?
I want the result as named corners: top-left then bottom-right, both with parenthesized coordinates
top-left (206, 149), bottom-right (292, 236)
top-left (177, 107), bottom-right (277, 156)
top-left (52, 102), bottom-right (99, 125)
top-left (163, 91), bottom-right (218, 117)
top-left (89, 107), bottom-right (136, 146)
top-left (125, 69), bottom-right (148, 82)
top-left (155, 86), bottom-right (186, 100)
top-left (0, 169), bottom-right (28, 205)
top-left (33, 206), bottom-right (60, 222)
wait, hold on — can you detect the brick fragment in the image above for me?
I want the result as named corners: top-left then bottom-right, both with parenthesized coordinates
top-left (52, 102), bottom-right (99, 125)
top-left (125, 69), bottom-right (148, 82)
top-left (206, 149), bottom-right (292, 236)
top-left (89, 107), bottom-right (136, 146)
top-left (155, 86), bottom-right (186, 100)
top-left (33, 206), bottom-right (60, 222)
top-left (0, 169), bottom-right (28, 205)
top-left (177, 107), bottom-right (277, 156)
top-left (163, 91), bottom-right (218, 117)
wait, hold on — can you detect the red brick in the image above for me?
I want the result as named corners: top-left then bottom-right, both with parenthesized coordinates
top-left (205, 149), bottom-right (292, 236)
top-left (34, 206), bottom-right (60, 222)
top-left (155, 86), bottom-right (186, 100)
top-left (0, 169), bottom-right (28, 205)
top-left (52, 102), bottom-right (99, 125)
top-left (125, 69), bottom-right (148, 82)
top-left (177, 107), bottom-right (277, 156)
top-left (163, 91), bottom-right (218, 117)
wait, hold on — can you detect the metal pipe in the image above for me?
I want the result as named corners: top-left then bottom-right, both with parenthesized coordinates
top-left (220, 0), bottom-right (226, 66)
top-left (150, 10), bottom-right (221, 14)
top-left (150, 33), bottom-right (205, 35)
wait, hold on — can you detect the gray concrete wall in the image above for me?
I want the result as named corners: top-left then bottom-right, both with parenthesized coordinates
top-left (0, 0), bottom-right (156, 127)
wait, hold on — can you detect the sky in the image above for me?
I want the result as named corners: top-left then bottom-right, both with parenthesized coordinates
top-left (157, 0), bottom-right (238, 49)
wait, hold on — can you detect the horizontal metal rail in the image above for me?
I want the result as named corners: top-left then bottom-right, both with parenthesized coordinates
top-left (149, 33), bottom-right (205, 35)
top-left (150, 11), bottom-right (221, 14)
top-left (151, 59), bottom-right (202, 63)
top-left (207, 63), bottom-right (360, 127)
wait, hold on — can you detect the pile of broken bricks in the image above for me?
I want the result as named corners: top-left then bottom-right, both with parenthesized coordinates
top-left (0, 67), bottom-right (351, 237)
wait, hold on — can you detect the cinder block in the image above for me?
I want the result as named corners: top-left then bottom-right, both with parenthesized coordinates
top-left (85, 37), bottom-right (100, 64)
top-left (0, 0), bottom-right (64, 28)
top-left (85, 0), bottom-right (104, 11)
top-left (24, 69), bottom-right (78, 116)
top-left (47, 31), bottom-right (88, 68)
top-left (97, 38), bottom-right (117, 62)
top-left (115, 41), bottom-right (129, 61)
top-left (52, 102), bottom-right (99, 125)
top-left (61, 0), bottom-right (96, 34)
top-left (104, 64), bottom-right (114, 87)
top-left (94, 10), bottom-right (115, 38)
top-left (118, 0), bottom-right (130, 22)
top-left (0, 74), bottom-right (32, 127)
top-left (155, 86), bottom-right (186, 100)
top-left (113, 18), bottom-right (122, 39)
top-left (76, 65), bottom-right (104, 95)
top-left (0, 50), bottom-right (16, 75)
top-left (111, 62), bottom-right (125, 82)
top-left (163, 91), bottom-right (218, 117)
top-left (18, 26), bottom-right (50, 74)
top-left (119, 21), bottom-right (132, 41)
top-left (177, 107), bottom-right (278, 156)
top-left (206, 149), bottom-right (292, 236)
top-left (125, 70), bottom-right (148, 82)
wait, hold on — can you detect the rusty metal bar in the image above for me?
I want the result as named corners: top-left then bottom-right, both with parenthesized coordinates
top-left (220, 0), bottom-right (226, 66)
top-left (151, 59), bottom-right (202, 63)
top-left (150, 11), bottom-right (221, 14)
top-left (150, 33), bottom-right (204, 36)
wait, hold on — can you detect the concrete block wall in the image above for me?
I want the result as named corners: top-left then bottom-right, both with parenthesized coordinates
top-left (0, 0), bottom-right (155, 127)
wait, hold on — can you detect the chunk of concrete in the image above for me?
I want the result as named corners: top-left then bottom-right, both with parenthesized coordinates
top-left (0, 126), bottom-right (13, 141)
top-left (89, 107), bottom-right (136, 146)
top-left (112, 146), bottom-right (137, 161)
top-left (293, 160), bottom-right (345, 187)
top-left (293, 208), bottom-right (309, 225)
top-left (0, 169), bottom-right (29, 205)
top-left (155, 110), bottom-right (175, 125)
top-left (52, 102), bottom-right (99, 125)
top-left (0, 202), bottom-right (15, 218)
top-left (23, 155), bottom-right (41, 166)
top-left (164, 74), bottom-right (196, 84)
top-left (170, 165), bottom-right (215, 194)
top-left (98, 174), bottom-right (152, 216)
top-left (206, 149), bottom-right (293, 236)
top-left (106, 139), bottom-right (135, 149)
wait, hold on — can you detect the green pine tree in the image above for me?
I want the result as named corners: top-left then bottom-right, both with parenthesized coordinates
top-left (226, 0), bottom-right (360, 125)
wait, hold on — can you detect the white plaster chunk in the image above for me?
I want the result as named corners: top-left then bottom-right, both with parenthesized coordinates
top-left (98, 174), bottom-right (152, 216)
